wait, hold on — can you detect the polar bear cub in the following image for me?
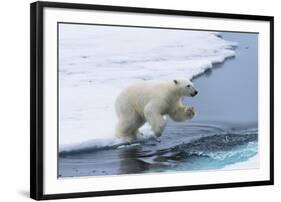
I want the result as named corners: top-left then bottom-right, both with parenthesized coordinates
top-left (115, 79), bottom-right (198, 142)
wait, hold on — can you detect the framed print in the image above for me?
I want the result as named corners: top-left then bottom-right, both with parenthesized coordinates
top-left (30, 1), bottom-right (274, 200)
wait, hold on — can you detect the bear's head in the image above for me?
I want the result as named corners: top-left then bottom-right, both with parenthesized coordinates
top-left (173, 79), bottom-right (198, 97)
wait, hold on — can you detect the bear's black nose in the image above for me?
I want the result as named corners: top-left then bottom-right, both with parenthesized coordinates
top-left (192, 91), bottom-right (198, 97)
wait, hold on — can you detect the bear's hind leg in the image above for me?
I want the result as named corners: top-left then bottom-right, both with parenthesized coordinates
top-left (115, 116), bottom-right (144, 143)
top-left (115, 120), bottom-right (137, 142)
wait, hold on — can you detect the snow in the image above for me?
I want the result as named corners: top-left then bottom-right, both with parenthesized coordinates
top-left (59, 23), bottom-right (237, 150)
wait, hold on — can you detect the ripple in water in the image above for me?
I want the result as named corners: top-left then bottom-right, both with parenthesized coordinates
top-left (58, 122), bottom-right (258, 177)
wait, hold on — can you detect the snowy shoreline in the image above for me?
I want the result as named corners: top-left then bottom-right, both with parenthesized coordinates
top-left (59, 24), bottom-right (238, 149)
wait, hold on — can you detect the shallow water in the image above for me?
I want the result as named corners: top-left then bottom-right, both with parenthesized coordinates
top-left (58, 32), bottom-right (258, 177)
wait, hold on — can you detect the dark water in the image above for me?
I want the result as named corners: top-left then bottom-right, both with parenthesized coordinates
top-left (189, 32), bottom-right (258, 125)
top-left (59, 32), bottom-right (258, 177)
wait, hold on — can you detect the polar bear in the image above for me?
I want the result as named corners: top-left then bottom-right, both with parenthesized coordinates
top-left (115, 79), bottom-right (198, 142)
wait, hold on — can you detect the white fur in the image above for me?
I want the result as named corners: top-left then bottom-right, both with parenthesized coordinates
top-left (115, 79), bottom-right (197, 142)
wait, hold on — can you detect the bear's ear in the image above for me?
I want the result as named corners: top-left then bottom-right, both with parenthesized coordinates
top-left (173, 80), bottom-right (178, 85)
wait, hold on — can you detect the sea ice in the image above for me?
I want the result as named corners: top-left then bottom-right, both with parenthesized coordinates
top-left (59, 24), bottom-right (237, 151)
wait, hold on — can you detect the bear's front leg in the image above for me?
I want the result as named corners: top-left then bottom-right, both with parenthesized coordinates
top-left (184, 106), bottom-right (195, 120)
top-left (144, 103), bottom-right (166, 137)
top-left (170, 106), bottom-right (195, 122)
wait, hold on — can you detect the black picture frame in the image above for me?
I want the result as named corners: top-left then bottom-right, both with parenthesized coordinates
top-left (30, 1), bottom-right (274, 200)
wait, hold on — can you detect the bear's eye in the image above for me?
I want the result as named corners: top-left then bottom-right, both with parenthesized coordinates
top-left (186, 85), bottom-right (191, 88)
